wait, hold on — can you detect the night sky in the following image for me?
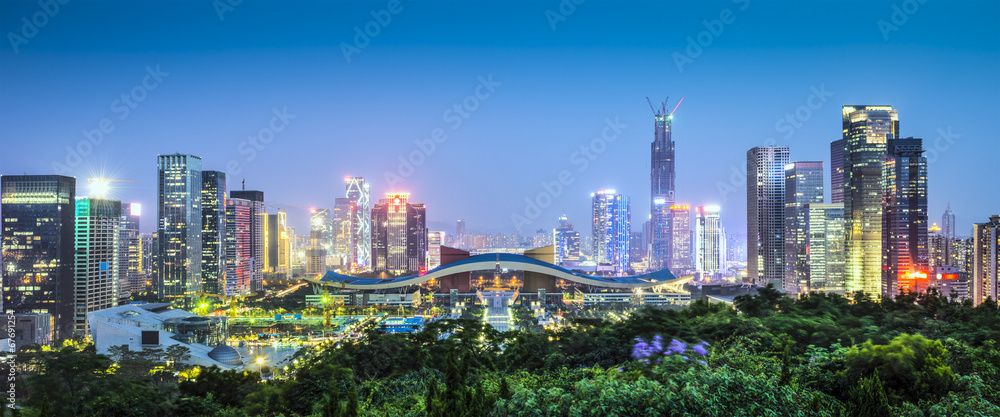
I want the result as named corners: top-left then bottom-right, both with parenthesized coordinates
top-left (1, 0), bottom-right (997, 238)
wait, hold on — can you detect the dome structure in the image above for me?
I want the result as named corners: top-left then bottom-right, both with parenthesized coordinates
top-left (207, 345), bottom-right (243, 366)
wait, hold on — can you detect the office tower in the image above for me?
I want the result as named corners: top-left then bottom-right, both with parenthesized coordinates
top-left (942, 204), bottom-right (956, 239)
top-left (332, 198), bottom-right (354, 267)
top-left (843, 105), bottom-right (899, 297)
top-left (1, 175), bottom-right (76, 339)
top-left (118, 203), bottom-right (143, 302)
top-left (881, 137), bottom-right (929, 298)
top-left (554, 215), bottom-right (581, 266)
top-left (224, 197), bottom-right (252, 296)
top-left (668, 205), bottom-right (692, 271)
top-left (650, 105), bottom-right (676, 272)
top-left (972, 215), bottom-right (1000, 305)
top-left (747, 146), bottom-right (789, 287)
top-left (371, 193), bottom-right (426, 274)
top-left (592, 190), bottom-right (631, 274)
top-left (629, 231), bottom-right (644, 267)
top-left (265, 211), bottom-right (291, 279)
top-left (307, 209), bottom-right (330, 276)
top-left (830, 139), bottom-right (845, 204)
top-left (803, 203), bottom-right (846, 294)
top-left (784, 161), bottom-right (824, 294)
top-left (427, 231), bottom-right (445, 269)
top-left (201, 171), bottom-right (226, 295)
top-left (73, 197), bottom-right (121, 336)
top-left (157, 154), bottom-right (203, 302)
top-left (456, 219), bottom-right (467, 248)
top-left (533, 229), bottom-right (551, 249)
top-left (695, 206), bottom-right (723, 274)
top-left (140, 233), bottom-right (155, 292)
top-left (345, 177), bottom-right (371, 270)
top-left (230, 190), bottom-right (264, 292)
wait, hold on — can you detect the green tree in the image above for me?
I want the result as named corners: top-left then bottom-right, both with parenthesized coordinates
top-left (841, 333), bottom-right (955, 404)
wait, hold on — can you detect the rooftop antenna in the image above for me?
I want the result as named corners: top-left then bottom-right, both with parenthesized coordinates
top-left (242, 178), bottom-right (245, 190)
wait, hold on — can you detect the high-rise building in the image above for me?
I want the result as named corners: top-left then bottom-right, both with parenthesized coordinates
top-left (881, 137), bottom-right (928, 298)
top-left (942, 204), bottom-right (956, 239)
top-left (650, 107), bottom-right (676, 271)
top-left (629, 231), bottom-right (644, 268)
top-left (73, 197), bottom-right (121, 337)
top-left (1, 175), bottom-right (76, 339)
top-left (804, 203), bottom-right (845, 294)
top-left (747, 146), bottom-right (789, 287)
top-left (784, 161), bottom-right (824, 294)
top-left (371, 193), bottom-right (426, 274)
top-left (201, 171), bottom-right (226, 295)
top-left (456, 219), bottom-right (467, 248)
top-left (332, 198), bottom-right (354, 267)
top-left (971, 215), bottom-right (1000, 305)
top-left (345, 177), bottom-right (371, 270)
top-left (554, 215), bottom-right (581, 266)
top-left (843, 105), bottom-right (899, 297)
top-left (140, 232), bottom-right (155, 293)
top-left (265, 211), bottom-right (291, 279)
top-left (695, 206), bottom-right (723, 274)
top-left (592, 190), bottom-right (631, 274)
top-left (830, 139), bottom-right (845, 204)
top-left (307, 208), bottom-right (330, 276)
top-left (427, 231), bottom-right (445, 269)
top-left (157, 154), bottom-right (203, 303)
top-left (118, 203), bottom-right (143, 302)
top-left (224, 197), bottom-right (253, 296)
top-left (668, 205), bottom-right (692, 271)
top-left (230, 190), bottom-right (264, 292)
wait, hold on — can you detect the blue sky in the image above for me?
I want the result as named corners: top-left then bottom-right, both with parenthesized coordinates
top-left (1, 0), bottom-right (998, 237)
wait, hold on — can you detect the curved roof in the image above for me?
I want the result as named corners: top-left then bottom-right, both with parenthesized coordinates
top-left (305, 253), bottom-right (690, 290)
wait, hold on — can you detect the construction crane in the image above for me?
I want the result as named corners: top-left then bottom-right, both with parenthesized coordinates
top-left (669, 97), bottom-right (684, 117)
top-left (87, 177), bottom-right (137, 198)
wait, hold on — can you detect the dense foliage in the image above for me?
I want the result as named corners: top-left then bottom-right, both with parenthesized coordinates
top-left (10, 287), bottom-right (1000, 416)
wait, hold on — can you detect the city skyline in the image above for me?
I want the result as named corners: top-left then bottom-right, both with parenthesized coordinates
top-left (1, 1), bottom-right (997, 238)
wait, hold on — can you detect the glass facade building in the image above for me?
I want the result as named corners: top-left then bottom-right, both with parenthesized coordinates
top-left (157, 154), bottom-right (203, 302)
top-left (201, 171), bottom-right (226, 295)
top-left (554, 215), bottom-right (580, 266)
top-left (591, 190), bottom-right (631, 275)
top-left (881, 137), bottom-right (928, 297)
top-left (650, 112), bottom-right (676, 271)
top-left (805, 203), bottom-right (845, 294)
top-left (971, 215), bottom-right (999, 306)
top-left (118, 203), bottom-right (143, 302)
top-left (229, 190), bottom-right (264, 292)
top-left (695, 206), bottom-right (723, 274)
top-left (73, 197), bottom-right (121, 337)
top-left (224, 197), bottom-right (252, 296)
top-left (747, 146), bottom-right (789, 287)
top-left (784, 161), bottom-right (824, 294)
top-left (345, 177), bottom-right (371, 270)
top-left (371, 193), bottom-right (426, 274)
top-left (668, 205), bottom-right (692, 271)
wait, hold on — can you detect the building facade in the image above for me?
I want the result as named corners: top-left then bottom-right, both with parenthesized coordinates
top-left (972, 215), bottom-right (1000, 305)
top-left (224, 198), bottom-right (252, 296)
top-left (157, 154), bottom-right (203, 302)
top-left (554, 215), bottom-right (581, 266)
top-left (668, 205), bottom-right (691, 271)
top-left (695, 206), bottom-right (723, 274)
top-left (371, 193), bottom-right (426, 274)
top-left (229, 190), bottom-right (265, 292)
top-left (265, 211), bottom-right (291, 279)
top-left (881, 137), bottom-right (928, 298)
top-left (942, 204), bottom-right (956, 239)
top-left (345, 177), bottom-right (371, 270)
top-left (747, 146), bottom-right (789, 287)
top-left (805, 203), bottom-right (845, 294)
top-left (784, 161), bottom-right (824, 294)
top-left (201, 171), bottom-right (226, 295)
top-left (650, 111), bottom-right (676, 271)
top-left (118, 203), bottom-right (143, 302)
top-left (73, 197), bottom-right (121, 337)
top-left (592, 190), bottom-right (631, 274)
top-left (830, 139), bottom-right (845, 204)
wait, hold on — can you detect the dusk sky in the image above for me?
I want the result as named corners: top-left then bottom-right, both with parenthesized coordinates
top-left (1, 0), bottom-right (997, 238)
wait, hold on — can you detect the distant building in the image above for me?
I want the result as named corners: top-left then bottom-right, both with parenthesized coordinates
top-left (332, 198), bottom-right (354, 267)
top-left (230, 190), bottom-right (264, 292)
top-left (1, 175), bottom-right (76, 339)
top-left (118, 203), bottom-right (143, 303)
top-left (371, 193), bottom-right (426, 274)
top-left (747, 146), bottom-right (789, 287)
top-left (592, 190), bottom-right (631, 274)
top-left (805, 203), bottom-right (845, 294)
top-left (224, 198), bottom-right (252, 296)
top-left (650, 108), bottom-right (676, 272)
top-left (201, 171), bottom-right (226, 295)
top-left (345, 177), bottom-right (371, 270)
top-left (427, 231), bottom-right (445, 269)
top-left (668, 205), bottom-right (692, 271)
top-left (942, 204), bottom-right (956, 239)
top-left (157, 154), bottom-right (203, 303)
top-left (972, 215), bottom-right (1000, 305)
top-left (918, 266), bottom-right (969, 301)
top-left (784, 161), bottom-right (824, 294)
top-left (554, 215), bottom-right (581, 266)
top-left (695, 206), bottom-right (723, 274)
top-left (830, 139), bottom-right (844, 204)
top-left (11, 313), bottom-right (53, 347)
top-left (307, 209), bottom-right (330, 276)
top-left (73, 197), bottom-right (122, 337)
top-left (266, 211), bottom-right (291, 279)
top-left (881, 137), bottom-right (928, 298)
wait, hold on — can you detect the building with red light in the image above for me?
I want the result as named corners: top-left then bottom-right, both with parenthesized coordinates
top-left (881, 137), bottom-right (928, 297)
top-left (371, 193), bottom-right (426, 274)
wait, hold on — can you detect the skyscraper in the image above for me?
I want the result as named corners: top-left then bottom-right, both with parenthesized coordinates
top-left (73, 197), bottom-right (121, 337)
top-left (371, 193), bottom-right (426, 274)
top-left (668, 205), bottom-right (692, 271)
top-left (805, 203), bottom-right (845, 294)
top-left (747, 146), bottom-right (789, 287)
top-left (554, 215), bottom-right (581, 266)
top-left (118, 203), bottom-right (143, 302)
top-left (843, 105), bottom-right (899, 297)
top-left (332, 198), bottom-right (354, 267)
top-left (830, 139), bottom-right (845, 204)
top-left (592, 190), bottom-right (631, 274)
top-left (456, 219), bottom-right (467, 248)
top-left (971, 215), bottom-right (999, 305)
top-left (157, 154), bottom-right (203, 303)
top-left (942, 204), bottom-right (956, 239)
top-left (224, 197), bottom-right (253, 296)
top-left (345, 177), bottom-right (371, 270)
top-left (650, 108), bottom-right (676, 271)
top-left (784, 161), bottom-right (824, 294)
top-left (695, 206), bottom-right (723, 274)
top-left (201, 171), bottom-right (226, 295)
top-left (882, 137), bottom-right (928, 298)
top-left (307, 208), bottom-right (331, 276)
top-left (427, 231), bottom-right (445, 269)
top-left (230, 190), bottom-right (265, 292)
top-left (1, 175), bottom-right (76, 339)
top-left (266, 211), bottom-right (291, 279)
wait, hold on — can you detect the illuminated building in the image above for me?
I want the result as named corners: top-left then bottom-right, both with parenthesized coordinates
top-left (266, 211), bottom-right (291, 279)
top-left (629, 231), bottom-right (644, 269)
top-left (918, 266), bottom-right (969, 301)
top-left (533, 229), bottom-right (550, 249)
top-left (427, 231), bottom-right (445, 269)
top-left (156, 154), bottom-right (203, 302)
top-left (554, 215), bottom-right (581, 266)
top-left (224, 197), bottom-right (252, 296)
top-left (371, 193), bottom-right (426, 274)
top-left (229, 190), bottom-right (264, 292)
top-left (929, 233), bottom-right (972, 272)
top-left (592, 190), bottom-right (631, 274)
top-left (695, 206), bottom-right (723, 274)
top-left (830, 139), bottom-right (845, 204)
top-left (784, 161), bottom-right (824, 294)
top-left (843, 105), bottom-right (899, 297)
top-left (747, 146), bottom-right (789, 287)
top-left (200, 171), bottom-right (226, 295)
top-left (456, 219), bottom-right (467, 248)
top-left (942, 204), bottom-right (956, 239)
top-left (805, 203), bottom-right (845, 294)
top-left (306, 209), bottom-right (330, 276)
top-left (73, 197), bottom-right (122, 337)
top-left (650, 108), bottom-right (676, 271)
top-left (668, 205), bottom-right (691, 271)
top-left (332, 198), bottom-right (354, 267)
top-left (345, 177), bottom-right (371, 270)
top-left (1, 175), bottom-right (76, 339)
top-left (118, 203), bottom-right (143, 302)
top-left (141, 232), bottom-right (155, 292)
top-left (972, 215), bottom-right (1000, 305)
top-left (881, 137), bottom-right (928, 298)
